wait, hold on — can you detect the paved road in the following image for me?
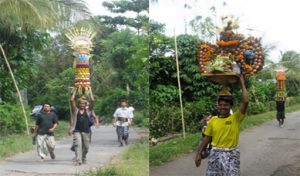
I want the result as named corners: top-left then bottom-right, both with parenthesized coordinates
top-left (150, 111), bottom-right (300, 176)
top-left (0, 126), bottom-right (140, 176)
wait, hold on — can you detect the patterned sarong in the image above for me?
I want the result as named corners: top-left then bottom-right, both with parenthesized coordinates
top-left (116, 126), bottom-right (129, 143)
top-left (206, 147), bottom-right (240, 176)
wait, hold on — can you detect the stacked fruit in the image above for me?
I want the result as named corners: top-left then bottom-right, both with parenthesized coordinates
top-left (74, 50), bottom-right (91, 89)
top-left (204, 54), bottom-right (233, 73)
top-left (198, 43), bottom-right (215, 73)
top-left (66, 27), bottom-right (96, 95)
top-left (275, 69), bottom-right (286, 90)
top-left (276, 81), bottom-right (285, 91)
top-left (198, 20), bottom-right (265, 75)
top-left (235, 37), bottom-right (264, 74)
top-left (275, 69), bottom-right (286, 101)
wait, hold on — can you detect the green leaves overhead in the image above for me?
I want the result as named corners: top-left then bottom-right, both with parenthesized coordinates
top-left (0, 0), bottom-right (90, 31)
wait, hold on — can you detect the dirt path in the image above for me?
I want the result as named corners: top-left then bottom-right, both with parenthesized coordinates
top-left (150, 111), bottom-right (300, 176)
top-left (0, 126), bottom-right (140, 176)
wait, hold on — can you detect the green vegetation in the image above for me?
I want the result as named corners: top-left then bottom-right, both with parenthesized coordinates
top-left (81, 140), bottom-right (149, 176)
top-left (0, 0), bottom-right (149, 138)
top-left (0, 121), bottom-right (69, 160)
top-left (0, 134), bottom-right (32, 161)
top-left (150, 133), bottom-right (199, 166)
top-left (0, 104), bottom-right (29, 134)
top-left (150, 104), bottom-right (300, 166)
top-left (149, 18), bottom-right (300, 138)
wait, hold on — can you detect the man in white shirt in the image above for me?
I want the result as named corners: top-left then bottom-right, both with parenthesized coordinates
top-left (113, 99), bottom-right (134, 147)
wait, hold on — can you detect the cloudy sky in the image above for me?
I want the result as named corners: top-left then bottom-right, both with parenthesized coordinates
top-left (85, 0), bottom-right (136, 16)
top-left (150, 0), bottom-right (300, 62)
top-left (85, 0), bottom-right (300, 62)
top-left (85, 0), bottom-right (109, 16)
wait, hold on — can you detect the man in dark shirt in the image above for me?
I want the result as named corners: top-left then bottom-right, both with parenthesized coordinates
top-left (70, 90), bottom-right (95, 165)
top-left (276, 100), bottom-right (285, 127)
top-left (34, 103), bottom-right (58, 161)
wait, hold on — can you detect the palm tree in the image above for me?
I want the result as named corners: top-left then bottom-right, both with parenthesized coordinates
top-left (0, 0), bottom-right (91, 134)
top-left (0, 0), bottom-right (91, 30)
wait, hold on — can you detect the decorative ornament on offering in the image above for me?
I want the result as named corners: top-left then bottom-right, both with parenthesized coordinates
top-left (198, 20), bottom-right (265, 96)
top-left (275, 69), bottom-right (287, 101)
top-left (66, 27), bottom-right (96, 95)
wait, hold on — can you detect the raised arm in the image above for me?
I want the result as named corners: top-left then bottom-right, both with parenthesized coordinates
top-left (239, 74), bottom-right (249, 114)
top-left (70, 89), bottom-right (77, 114)
top-left (88, 89), bottom-right (95, 110)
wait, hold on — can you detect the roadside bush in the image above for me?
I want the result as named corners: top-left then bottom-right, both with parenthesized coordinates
top-left (0, 104), bottom-right (29, 134)
top-left (183, 99), bottom-right (216, 133)
top-left (150, 106), bottom-right (185, 138)
top-left (265, 101), bottom-right (276, 112)
top-left (94, 88), bottom-right (128, 120)
top-left (132, 110), bottom-right (149, 127)
top-left (287, 96), bottom-right (300, 106)
top-left (247, 102), bottom-right (266, 115)
top-left (150, 98), bottom-right (216, 138)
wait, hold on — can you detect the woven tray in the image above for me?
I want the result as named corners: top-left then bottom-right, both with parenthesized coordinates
top-left (202, 72), bottom-right (240, 85)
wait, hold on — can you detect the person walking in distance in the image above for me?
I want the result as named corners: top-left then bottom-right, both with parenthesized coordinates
top-left (70, 89), bottom-right (95, 165)
top-left (34, 103), bottom-right (58, 162)
top-left (276, 98), bottom-right (286, 127)
top-left (113, 99), bottom-right (134, 147)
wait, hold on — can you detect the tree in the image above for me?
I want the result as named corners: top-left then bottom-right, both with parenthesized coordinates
top-left (0, 0), bottom-right (90, 31)
top-left (98, 0), bottom-right (148, 34)
top-left (149, 21), bottom-right (223, 137)
top-left (0, 28), bottom-right (52, 102)
top-left (0, 0), bottom-right (90, 134)
top-left (99, 29), bottom-right (148, 109)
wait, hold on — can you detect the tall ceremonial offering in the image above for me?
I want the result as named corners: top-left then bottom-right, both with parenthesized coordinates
top-left (66, 28), bottom-right (96, 95)
top-left (198, 20), bottom-right (265, 96)
top-left (275, 69), bottom-right (287, 101)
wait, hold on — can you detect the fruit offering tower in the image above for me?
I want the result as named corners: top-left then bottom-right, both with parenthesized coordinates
top-left (197, 20), bottom-right (265, 96)
top-left (66, 28), bottom-right (96, 95)
top-left (275, 69), bottom-right (287, 101)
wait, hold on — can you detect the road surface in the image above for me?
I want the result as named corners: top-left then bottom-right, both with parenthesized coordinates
top-left (0, 126), bottom-right (140, 176)
top-left (151, 111), bottom-right (300, 176)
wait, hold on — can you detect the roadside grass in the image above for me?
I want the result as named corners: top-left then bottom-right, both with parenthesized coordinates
top-left (80, 140), bottom-right (149, 176)
top-left (0, 121), bottom-right (69, 161)
top-left (150, 104), bottom-right (300, 167)
top-left (150, 133), bottom-right (200, 166)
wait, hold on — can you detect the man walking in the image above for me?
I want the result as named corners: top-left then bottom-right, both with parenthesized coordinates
top-left (113, 99), bottom-right (134, 147)
top-left (70, 89), bottom-right (94, 165)
top-left (34, 103), bottom-right (58, 161)
top-left (195, 75), bottom-right (248, 175)
top-left (69, 102), bottom-right (99, 152)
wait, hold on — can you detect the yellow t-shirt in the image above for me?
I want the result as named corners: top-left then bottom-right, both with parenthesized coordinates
top-left (204, 109), bottom-right (245, 148)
